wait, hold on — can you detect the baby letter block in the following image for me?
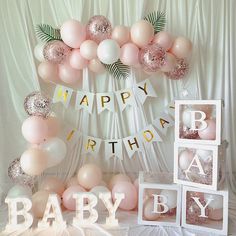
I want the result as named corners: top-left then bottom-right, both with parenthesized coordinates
top-left (182, 186), bottom-right (228, 235)
top-left (175, 100), bottom-right (222, 145)
top-left (138, 172), bottom-right (181, 227)
top-left (174, 142), bottom-right (221, 190)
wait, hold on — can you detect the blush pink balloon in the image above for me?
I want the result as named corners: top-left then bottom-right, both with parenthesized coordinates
top-left (46, 116), bottom-right (60, 137)
top-left (133, 178), bottom-right (139, 193)
top-left (112, 182), bottom-right (137, 210)
top-left (198, 119), bottom-right (216, 140)
top-left (60, 20), bottom-right (86, 48)
top-left (59, 62), bottom-right (82, 84)
top-left (38, 61), bottom-right (59, 82)
top-left (170, 36), bottom-right (192, 58)
top-left (143, 198), bottom-right (161, 220)
top-left (153, 31), bottom-right (173, 51)
top-left (80, 40), bottom-right (98, 60)
top-left (62, 185), bottom-right (85, 210)
top-left (112, 25), bottom-right (130, 46)
top-left (69, 49), bottom-right (88, 70)
top-left (120, 43), bottom-right (139, 66)
top-left (88, 58), bottom-right (105, 73)
top-left (66, 177), bottom-right (79, 188)
top-left (108, 174), bottom-right (131, 190)
top-left (160, 52), bottom-right (177, 72)
top-left (22, 116), bottom-right (49, 144)
top-left (39, 177), bottom-right (65, 196)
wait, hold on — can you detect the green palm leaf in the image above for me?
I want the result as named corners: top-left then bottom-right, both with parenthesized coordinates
top-left (35, 24), bottom-right (62, 42)
top-left (103, 60), bottom-right (130, 80)
top-left (144, 11), bottom-right (166, 34)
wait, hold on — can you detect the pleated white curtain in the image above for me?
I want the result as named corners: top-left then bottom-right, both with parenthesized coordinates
top-left (0, 0), bottom-right (236, 234)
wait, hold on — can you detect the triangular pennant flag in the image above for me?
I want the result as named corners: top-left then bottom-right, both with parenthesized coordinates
top-left (76, 91), bottom-right (94, 113)
top-left (104, 139), bottom-right (123, 160)
top-left (53, 85), bottom-right (73, 108)
top-left (123, 135), bottom-right (143, 159)
top-left (139, 124), bottom-right (163, 145)
top-left (153, 112), bottom-right (174, 135)
top-left (115, 88), bottom-right (136, 111)
top-left (82, 136), bottom-right (102, 156)
top-left (96, 92), bottom-right (115, 114)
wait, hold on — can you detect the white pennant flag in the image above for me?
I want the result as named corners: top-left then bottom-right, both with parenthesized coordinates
top-left (153, 112), bottom-right (174, 135)
top-left (123, 135), bottom-right (143, 159)
top-left (165, 100), bottom-right (175, 117)
top-left (76, 91), bottom-right (94, 114)
top-left (96, 92), bottom-right (115, 114)
top-left (82, 136), bottom-right (102, 156)
top-left (104, 139), bottom-right (123, 160)
top-left (53, 85), bottom-right (73, 108)
top-left (135, 79), bottom-right (157, 104)
top-left (115, 88), bottom-right (136, 111)
top-left (139, 124), bottom-right (163, 145)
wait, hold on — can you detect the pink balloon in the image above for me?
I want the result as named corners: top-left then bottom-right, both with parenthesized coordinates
top-left (80, 40), bottom-right (98, 60)
top-left (112, 182), bottom-right (137, 210)
top-left (46, 116), bottom-right (60, 137)
top-left (198, 119), bottom-right (216, 140)
top-left (88, 58), bottom-right (105, 73)
top-left (20, 148), bottom-right (48, 176)
top-left (160, 53), bottom-right (177, 72)
top-left (143, 198), bottom-right (161, 220)
top-left (112, 26), bottom-right (130, 46)
top-left (69, 49), bottom-right (88, 70)
top-left (153, 31), bottom-right (173, 51)
top-left (170, 36), bottom-right (192, 58)
top-left (208, 208), bottom-right (223, 220)
top-left (60, 20), bottom-right (86, 48)
top-left (22, 116), bottom-right (49, 144)
top-left (108, 174), bottom-right (131, 190)
top-left (59, 62), bottom-right (82, 84)
top-left (120, 43), bottom-right (139, 66)
top-left (39, 177), bottom-right (65, 196)
top-left (66, 177), bottom-right (79, 188)
top-left (62, 185), bottom-right (85, 210)
top-left (38, 61), bottom-right (59, 82)
top-left (133, 178), bottom-right (139, 193)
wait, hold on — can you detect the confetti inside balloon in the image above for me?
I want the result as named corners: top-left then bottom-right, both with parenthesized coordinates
top-left (8, 158), bottom-right (35, 188)
top-left (24, 91), bottom-right (52, 118)
top-left (43, 40), bottom-right (71, 64)
top-left (180, 125), bottom-right (199, 139)
top-left (139, 44), bottom-right (166, 72)
top-left (87, 15), bottom-right (112, 43)
top-left (165, 58), bottom-right (189, 80)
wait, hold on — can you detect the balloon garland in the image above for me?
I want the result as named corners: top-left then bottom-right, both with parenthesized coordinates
top-left (35, 12), bottom-right (192, 82)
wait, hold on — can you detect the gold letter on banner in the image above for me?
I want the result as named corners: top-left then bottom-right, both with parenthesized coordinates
top-left (82, 136), bottom-right (102, 156)
top-left (143, 130), bottom-right (154, 142)
top-left (53, 85), bottom-right (73, 108)
top-left (121, 92), bottom-right (130, 104)
top-left (101, 96), bottom-right (110, 107)
top-left (96, 92), bottom-right (115, 113)
top-left (139, 125), bottom-right (163, 145)
top-left (115, 89), bottom-right (136, 111)
top-left (76, 91), bottom-right (94, 113)
top-left (80, 95), bottom-right (89, 106)
top-left (123, 136), bottom-right (143, 158)
top-left (86, 139), bottom-right (96, 151)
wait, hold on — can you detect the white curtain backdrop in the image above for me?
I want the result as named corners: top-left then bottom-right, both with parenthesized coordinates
top-left (0, 0), bottom-right (236, 235)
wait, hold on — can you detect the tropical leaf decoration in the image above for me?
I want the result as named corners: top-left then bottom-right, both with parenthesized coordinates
top-left (144, 11), bottom-right (166, 34)
top-left (35, 24), bottom-right (62, 42)
top-left (103, 60), bottom-right (130, 80)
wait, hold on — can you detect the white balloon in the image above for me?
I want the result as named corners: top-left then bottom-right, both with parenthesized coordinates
top-left (7, 184), bottom-right (32, 198)
top-left (90, 186), bottom-right (110, 212)
top-left (34, 42), bottom-right (46, 62)
top-left (39, 138), bottom-right (67, 168)
top-left (178, 150), bottom-right (194, 170)
top-left (204, 193), bottom-right (223, 209)
top-left (97, 39), bottom-right (120, 64)
top-left (182, 108), bottom-right (203, 128)
top-left (160, 189), bottom-right (177, 209)
top-left (196, 149), bottom-right (213, 162)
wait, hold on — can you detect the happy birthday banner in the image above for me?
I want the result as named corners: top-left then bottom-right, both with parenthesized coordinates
top-left (64, 101), bottom-right (175, 159)
top-left (52, 79), bottom-right (157, 113)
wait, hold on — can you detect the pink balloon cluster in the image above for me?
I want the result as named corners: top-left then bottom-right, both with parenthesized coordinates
top-left (35, 15), bottom-right (193, 84)
top-left (20, 92), bottom-right (67, 176)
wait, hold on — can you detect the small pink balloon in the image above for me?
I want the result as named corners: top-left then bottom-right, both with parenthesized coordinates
top-left (130, 20), bottom-right (154, 47)
top-left (77, 164), bottom-right (102, 190)
top-left (143, 198), bottom-right (161, 220)
top-left (108, 174), bottom-right (131, 190)
top-left (170, 36), bottom-right (192, 58)
top-left (69, 49), bottom-right (88, 70)
top-left (80, 40), bottom-right (98, 60)
top-left (153, 31), bottom-right (173, 51)
top-left (208, 208), bottom-right (223, 220)
top-left (59, 62), bottom-right (82, 84)
top-left (112, 25), bottom-right (130, 46)
top-left (120, 43), bottom-right (139, 66)
top-left (20, 148), bottom-right (48, 176)
top-left (60, 19), bottom-right (86, 48)
top-left (39, 177), bottom-right (65, 196)
top-left (198, 119), bottom-right (216, 140)
top-left (66, 177), bottom-right (79, 188)
top-left (62, 185), bottom-right (85, 211)
top-left (22, 116), bottom-right (49, 144)
top-left (38, 61), bottom-right (59, 82)
top-left (46, 116), bottom-right (60, 137)
top-left (112, 182), bottom-right (137, 210)
top-left (160, 53), bottom-right (177, 72)
top-left (88, 58), bottom-right (105, 73)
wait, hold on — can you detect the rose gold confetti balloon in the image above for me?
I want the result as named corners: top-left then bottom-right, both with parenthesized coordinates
top-left (43, 40), bottom-right (71, 64)
top-left (86, 15), bottom-right (112, 43)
